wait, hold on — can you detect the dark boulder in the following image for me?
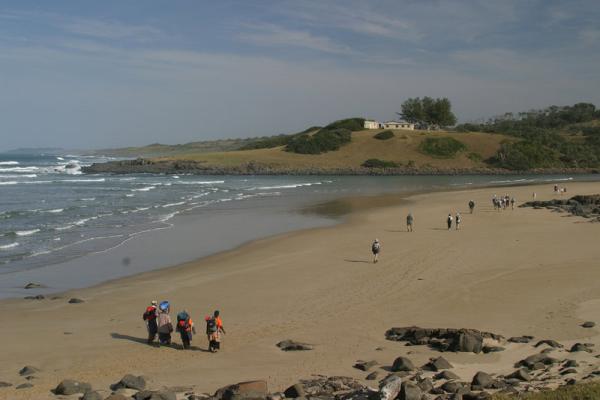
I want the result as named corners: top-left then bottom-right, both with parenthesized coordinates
top-left (353, 360), bottom-right (378, 371)
top-left (435, 371), bottom-right (460, 381)
top-left (471, 372), bottom-right (493, 389)
top-left (392, 356), bottom-right (415, 372)
top-left (276, 340), bottom-right (313, 351)
top-left (54, 379), bottom-right (92, 395)
top-left (399, 382), bottom-right (421, 400)
top-left (582, 321), bottom-right (596, 328)
top-left (423, 357), bottom-right (453, 371)
top-left (416, 378), bottom-right (433, 393)
top-left (111, 374), bottom-right (147, 391)
top-left (508, 336), bottom-right (533, 343)
top-left (68, 298), bottom-right (85, 304)
top-left (482, 346), bottom-right (504, 354)
top-left (283, 384), bottom-right (304, 399)
top-left (82, 391), bottom-right (104, 400)
top-left (215, 381), bottom-right (268, 400)
top-left (18, 366), bottom-right (40, 376)
top-left (441, 381), bottom-right (464, 394)
top-left (570, 343), bottom-right (593, 353)
top-left (515, 353), bottom-right (559, 369)
top-left (507, 369), bottom-right (532, 382)
top-left (450, 332), bottom-right (482, 354)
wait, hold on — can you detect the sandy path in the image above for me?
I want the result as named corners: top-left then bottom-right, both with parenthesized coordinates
top-left (1, 182), bottom-right (599, 399)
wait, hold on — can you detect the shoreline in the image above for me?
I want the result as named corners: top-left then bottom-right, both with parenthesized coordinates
top-left (1, 181), bottom-right (600, 399)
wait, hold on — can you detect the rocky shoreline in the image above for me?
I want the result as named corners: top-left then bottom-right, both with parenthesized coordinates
top-left (520, 194), bottom-right (600, 221)
top-left (4, 326), bottom-right (599, 400)
top-left (81, 158), bottom-right (600, 176)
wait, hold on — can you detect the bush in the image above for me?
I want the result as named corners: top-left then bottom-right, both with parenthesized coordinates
top-left (467, 152), bottom-right (483, 162)
top-left (373, 130), bottom-right (394, 140)
top-left (285, 128), bottom-right (352, 154)
top-left (324, 118), bottom-right (365, 131)
top-left (419, 137), bottom-right (466, 158)
top-left (362, 159), bottom-right (399, 168)
top-left (493, 141), bottom-right (560, 170)
top-left (240, 126), bottom-right (322, 150)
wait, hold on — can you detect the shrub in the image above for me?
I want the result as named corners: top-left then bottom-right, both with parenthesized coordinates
top-left (362, 159), bottom-right (399, 168)
top-left (285, 128), bottom-right (352, 154)
top-left (373, 130), bottom-right (394, 140)
top-left (467, 152), bottom-right (483, 162)
top-left (493, 141), bottom-right (560, 170)
top-left (419, 137), bottom-right (467, 158)
top-left (240, 126), bottom-right (322, 150)
top-left (324, 118), bottom-right (365, 131)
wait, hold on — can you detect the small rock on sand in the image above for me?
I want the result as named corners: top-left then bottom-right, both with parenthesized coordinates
top-left (423, 356), bottom-right (453, 371)
top-left (24, 282), bottom-right (45, 289)
top-left (434, 370), bottom-right (460, 380)
top-left (68, 298), bottom-right (85, 304)
top-left (276, 340), bottom-right (313, 351)
top-left (508, 336), bottom-right (533, 343)
top-left (16, 383), bottom-right (33, 389)
top-left (18, 366), bottom-right (40, 376)
top-left (111, 374), bottom-right (147, 391)
top-left (570, 343), bottom-right (593, 353)
top-left (214, 380), bottom-right (267, 400)
top-left (23, 295), bottom-right (45, 300)
top-left (354, 360), bottom-right (378, 371)
top-left (582, 321), bottom-right (596, 328)
top-left (54, 379), bottom-right (92, 395)
top-left (392, 356), bottom-right (415, 372)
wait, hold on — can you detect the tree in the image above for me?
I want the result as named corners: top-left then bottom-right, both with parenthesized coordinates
top-left (398, 97), bottom-right (457, 127)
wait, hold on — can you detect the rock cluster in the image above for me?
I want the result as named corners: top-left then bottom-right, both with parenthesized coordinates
top-left (520, 195), bottom-right (600, 220)
top-left (385, 327), bottom-right (504, 353)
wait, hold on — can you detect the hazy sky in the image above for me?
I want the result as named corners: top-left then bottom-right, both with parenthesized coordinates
top-left (1, 0), bottom-right (600, 150)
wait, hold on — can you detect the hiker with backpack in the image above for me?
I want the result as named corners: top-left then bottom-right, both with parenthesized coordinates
top-left (468, 200), bottom-right (475, 214)
top-left (142, 300), bottom-right (158, 345)
top-left (455, 212), bottom-right (461, 230)
top-left (447, 213), bottom-right (453, 230)
top-left (206, 310), bottom-right (225, 353)
top-left (176, 310), bottom-right (196, 350)
top-left (406, 212), bottom-right (414, 232)
top-left (157, 300), bottom-right (173, 346)
top-left (371, 239), bottom-right (381, 263)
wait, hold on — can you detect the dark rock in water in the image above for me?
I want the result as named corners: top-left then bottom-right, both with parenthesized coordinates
top-left (24, 295), bottom-right (45, 300)
top-left (365, 372), bottom-right (379, 381)
top-left (111, 374), bottom-right (147, 391)
top-left (534, 339), bottom-right (562, 348)
top-left (0, 382), bottom-right (12, 388)
top-left (24, 282), bottom-right (45, 289)
top-left (440, 381), bottom-right (464, 394)
top-left (435, 371), bottom-right (460, 381)
top-left (570, 343), bottom-right (593, 353)
top-left (471, 372), bottom-right (493, 389)
top-left (283, 384), bottom-right (304, 399)
top-left (214, 381), bottom-right (268, 400)
top-left (16, 383), bottom-right (33, 389)
top-left (82, 391), bottom-right (104, 400)
top-left (508, 336), bottom-right (533, 343)
top-left (399, 382), bottom-right (421, 400)
top-left (508, 369), bottom-right (532, 382)
top-left (482, 345), bottom-right (504, 354)
top-left (54, 379), bottom-right (92, 395)
top-left (423, 356), bottom-right (453, 371)
top-left (68, 297), bottom-right (85, 304)
top-left (276, 340), bottom-right (313, 351)
top-left (392, 356), bottom-right (415, 372)
top-left (385, 327), bottom-right (500, 354)
top-left (582, 321), bottom-right (596, 328)
top-left (134, 390), bottom-right (176, 400)
top-left (353, 360), bottom-right (378, 371)
top-left (18, 366), bottom-right (40, 376)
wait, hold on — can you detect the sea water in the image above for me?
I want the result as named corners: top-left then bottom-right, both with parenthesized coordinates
top-left (1, 152), bottom-right (598, 298)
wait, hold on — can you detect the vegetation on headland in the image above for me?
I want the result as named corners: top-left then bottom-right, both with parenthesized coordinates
top-left (373, 130), bottom-right (395, 140)
top-left (419, 137), bottom-right (467, 158)
top-left (399, 97), bottom-right (457, 127)
top-left (283, 118), bottom-right (364, 155)
top-left (492, 381), bottom-right (600, 400)
top-left (361, 158), bottom-right (399, 168)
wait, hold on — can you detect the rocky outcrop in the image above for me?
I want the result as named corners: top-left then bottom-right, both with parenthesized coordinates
top-left (54, 379), bottom-right (92, 395)
top-left (520, 195), bottom-right (600, 220)
top-left (111, 374), bottom-right (147, 391)
top-left (385, 327), bottom-right (504, 353)
top-left (276, 340), bottom-right (313, 351)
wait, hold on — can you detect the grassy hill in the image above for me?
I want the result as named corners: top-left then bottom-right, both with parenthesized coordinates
top-left (154, 128), bottom-right (511, 171)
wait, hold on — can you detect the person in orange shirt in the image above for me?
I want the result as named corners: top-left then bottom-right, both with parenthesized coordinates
top-left (206, 310), bottom-right (226, 352)
top-left (176, 310), bottom-right (195, 349)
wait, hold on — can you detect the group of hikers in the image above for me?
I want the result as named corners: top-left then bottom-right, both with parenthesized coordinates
top-left (493, 194), bottom-right (516, 211)
top-left (142, 300), bottom-right (225, 352)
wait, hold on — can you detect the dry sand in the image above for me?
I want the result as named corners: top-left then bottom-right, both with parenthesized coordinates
top-left (1, 182), bottom-right (600, 399)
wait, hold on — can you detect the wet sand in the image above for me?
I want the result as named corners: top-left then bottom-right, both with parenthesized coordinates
top-left (1, 182), bottom-right (600, 399)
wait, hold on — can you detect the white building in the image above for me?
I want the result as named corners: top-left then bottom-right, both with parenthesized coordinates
top-left (364, 119), bottom-right (414, 130)
top-left (364, 119), bottom-right (382, 129)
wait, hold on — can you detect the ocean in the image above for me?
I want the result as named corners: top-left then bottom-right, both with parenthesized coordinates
top-left (1, 152), bottom-right (598, 298)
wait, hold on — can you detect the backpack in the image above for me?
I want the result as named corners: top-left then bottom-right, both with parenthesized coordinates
top-left (372, 242), bottom-right (380, 252)
top-left (177, 318), bottom-right (190, 332)
top-left (206, 317), bottom-right (217, 333)
top-left (142, 306), bottom-right (156, 321)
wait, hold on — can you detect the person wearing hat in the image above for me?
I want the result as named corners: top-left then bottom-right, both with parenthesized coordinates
top-left (371, 239), bottom-right (381, 263)
top-left (142, 300), bottom-right (159, 345)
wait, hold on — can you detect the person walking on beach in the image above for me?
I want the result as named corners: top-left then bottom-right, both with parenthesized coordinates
top-left (468, 200), bottom-right (475, 214)
top-left (455, 212), bottom-right (461, 230)
top-left (206, 310), bottom-right (226, 353)
top-left (447, 213), bottom-right (453, 230)
top-left (142, 300), bottom-right (158, 345)
top-left (533, 192), bottom-right (537, 200)
top-left (406, 212), bottom-right (414, 232)
top-left (511, 197), bottom-right (516, 210)
top-left (371, 239), bottom-right (381, 263)
top-left (157, 301), bottom-right (173, 346)
top-left (176, 310), bottom-right (195, 350)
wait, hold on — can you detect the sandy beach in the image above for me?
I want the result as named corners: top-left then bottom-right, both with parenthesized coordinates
top-left (1, 181), bottom-right (600, 399)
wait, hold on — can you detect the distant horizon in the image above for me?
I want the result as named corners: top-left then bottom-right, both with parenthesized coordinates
top-left (2, 1), bottom-right (600, 151)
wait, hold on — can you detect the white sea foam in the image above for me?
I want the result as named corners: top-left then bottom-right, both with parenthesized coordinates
top-left (16, 229), bottom-right (40, 236)
top-left (174, 180), bottom-right (225, 185)
top-left (0, 181), bottom-right (18, 185)
top-left (0, 166), bottom-right (39, 173)
top-left (61, 178), bottom-right (105, 183)
top-left (57, 157), bottom-right (65, 161)
top-left (0, 161), bottom-right (19, 165)
top-left (125, 194), bottom-right (135, 197)
top-left (44, 208), bottom-right (64, 213)
top-left (249, 182), bottom-right (322, 190)
top-left (80, 198), bottom-right (96, 201)
top-left (132, 186), bottom-right (156, 192)
top-left (162, 201), bottom-right (185, 208)
top-left (55, 225), bottom-right (74, 231)
top-left (0, 174), bottom-right (37, 178)
top-left (0, 243), bottom-right (19, 250)
top-left (119, 177), bottom-right (137, 181)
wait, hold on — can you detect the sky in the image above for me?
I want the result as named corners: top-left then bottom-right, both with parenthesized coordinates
top-left (1, 0), bottom-right (600, 151)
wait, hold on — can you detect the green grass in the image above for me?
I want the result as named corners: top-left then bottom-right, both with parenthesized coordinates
top-left (493, 382), bottom-right (600, 400)
top-left (323, 117), bottom-right (365, 131)
top-left (419, 137), bottom-right (467, 158)
top-left (285, 128), bottom-right (352, 154)
top-left (361, 158), bottom-right (399, 168)
top-left (373, 130), bottom-right (395, 140)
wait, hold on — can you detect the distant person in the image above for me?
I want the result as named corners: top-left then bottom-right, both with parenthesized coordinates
top-left (554, 184), bottom-right (558, 193)
top-left (157, 301), bottom-right (173, 346)
top-left (176, 310), bottom-right (195, 350)
top-left (447, 213), bottom-right (453, 230)
top-left (406, 212), bottom-right (414, 232)
top-left (142, 300), bottom-right (158, 345)
top-left (455, 212), bottom-right (461, 230)
top-left (511, 197), bottom-right (516, 210)
top-left (468, 200), bottom-right (475, 214)
top-left (533, 192), bottom-right (537, 200)
top-left (206, 310), bottom-right (226, 353)
top-left (371, 239), bottom-right (381, 263)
